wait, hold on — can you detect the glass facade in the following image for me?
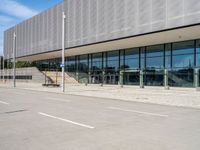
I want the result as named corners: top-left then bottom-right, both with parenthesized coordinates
top-left (168, 41), bottom-right (195, 87)
top-left (196, 40), bottom-right (200, 67)
top-left (123, 48), bottom-right (140, 85)
top-left (145, 45), bottom-right (164, 86)
top-left (105, 51), bottom-right (119, 84)
top-left (66, 56), bottom-right (76, 72)
top-left (33, 39), bottom-right (200, 88)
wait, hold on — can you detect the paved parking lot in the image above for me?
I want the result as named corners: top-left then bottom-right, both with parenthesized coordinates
top-left (0, 87), bottom-right (200, 150)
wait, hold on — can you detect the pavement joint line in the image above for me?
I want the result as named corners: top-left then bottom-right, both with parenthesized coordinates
top-left (108, 107), bottom-right (169, 117)
top-left (0, 100), bottom-right (10, 105)
top-left (45, 97), bottom-right (71, 102)
top-left (38, 112), bottom-right (95, 129)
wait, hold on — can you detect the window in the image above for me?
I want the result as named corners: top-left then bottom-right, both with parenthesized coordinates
top-left (146, 45), bottom-right (164, 69)
top-left (165, 43), bottom-right (171, 68)
top-left (124, 48), bottom-right (139, 70)
top-left (66, 56), bottom-right (76, 72)
top-left (106, 51), bottom-right (119, 73)
top-left (78, 55), bottom-right (88, 73)
top-left (140, 47), bottom-right (145, 69)
top-left (91, 53), bottom-right (102, 74)
top-left (172, 41), bottom-right (194, 68)
top-left (169, 68), bottom-right (194, 87)
top-left (196, 40), bottom-right (200, 67)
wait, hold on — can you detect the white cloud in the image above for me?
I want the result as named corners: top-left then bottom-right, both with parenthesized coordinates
top-left (0, 15), bottom-right (17, 56)
top-left (0, 0), bottom-right (38, 19)
top-left (0, 0), bottom-right (39, 56)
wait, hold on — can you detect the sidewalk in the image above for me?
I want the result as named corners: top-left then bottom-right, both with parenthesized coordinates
top-left (0, 82), bottom-right (200, 109)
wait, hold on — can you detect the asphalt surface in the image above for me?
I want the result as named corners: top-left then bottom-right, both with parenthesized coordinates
top-left (0, 87), bottom-right (200, 150)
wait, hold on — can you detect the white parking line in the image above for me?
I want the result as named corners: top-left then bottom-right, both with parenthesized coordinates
top-left (38, 112), bottom-right (95, 129)
top-left (0, 100), bottom-right (10, 105)
top-left (108, 107), bottom-right (168, 117)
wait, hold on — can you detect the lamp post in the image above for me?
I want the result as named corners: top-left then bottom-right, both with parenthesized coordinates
top-left (13, 32), bottom-right (16, 88)
top-left (61, 12), bottom-right (66, 92)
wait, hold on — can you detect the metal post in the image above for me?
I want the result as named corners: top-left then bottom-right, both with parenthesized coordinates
top-left (119, 70), bottom-right (123, 88)
top-left (3, 57), bottom-right (4, 83)
top-left (194, 68), bottom-right (199, 88)
top-left (164, 69), bottom-right (169, 90)
top-left (61, 12), bottom-right (66, 92)
top-left (101, 71), bottom-right (105, 86)
top-left (140, 69), bottom-right (144, 88)
top-left (13, 32), bottom-right (16, 88)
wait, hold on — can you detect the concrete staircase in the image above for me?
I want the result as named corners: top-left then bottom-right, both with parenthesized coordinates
top-left (42, 71), bottom-right (79, 84)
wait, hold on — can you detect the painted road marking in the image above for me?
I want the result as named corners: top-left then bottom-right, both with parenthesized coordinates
top-left (108, 107), bottom-right (168, 117)
top-left (0, 100), bottom-right (10, 105)
top-left (38, 112), bottom-right (95, 129)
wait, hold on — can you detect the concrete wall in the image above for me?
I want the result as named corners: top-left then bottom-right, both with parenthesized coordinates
top-left (4, 0), bottom-right (200, 59)
top-left (0, 67), bottom-right (46, 83)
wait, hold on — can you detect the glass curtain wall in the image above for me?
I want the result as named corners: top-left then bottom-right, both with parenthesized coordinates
top-left (195, 40), bottom-right (200, 86)
top-left (66, 56), bottom-right (76, 72)
top-left (78, 55), bottom-right (88, 83)
top-left (91, 53), bottom-right (103, 84)
top-left (105, 51), bottom-right (119, 84)
top-left (33, 58), bottom-right (60, 71)
top-left (145, 45), bottom-right (164, 86)
top-left (31, 39), bottom-right (200, 88)
top-left (123, 48), bottom-right (140, 85)
top-left (169, 41), bottom-right (195, 87)
top-left (196, 40), bottom-right (200, 67)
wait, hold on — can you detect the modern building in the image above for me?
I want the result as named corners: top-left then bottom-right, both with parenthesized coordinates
top-left (3, 0), bottom-right (200, 88)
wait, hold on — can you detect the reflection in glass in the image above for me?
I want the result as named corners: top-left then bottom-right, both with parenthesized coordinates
top-left (172, 41), bottom-right (194, 68)
top-left (169, 68), bottom-right (194, 87)
top-left (105, 51), bottom-right (119, 84)
top-left (66, 56), bottom-right (76, 72)
top-left (146, 45), bottom-right (164, 69)
top-left (196, 40), bottom-right (200, 67)
top-left (124, 48), bottom-right (139, 70)
top-left (140, 47), bottom-right (145, 69)
top-left (78, 55), bottom-right (88, 73)
top-left (165, 43), bottom-right (171, 68)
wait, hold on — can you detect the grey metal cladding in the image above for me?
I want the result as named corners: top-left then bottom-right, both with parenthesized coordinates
top-left (4, 0), bottom-right (200, 59)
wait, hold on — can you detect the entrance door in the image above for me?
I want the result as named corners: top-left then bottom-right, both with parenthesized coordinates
top-left (91, 75), bottom-right (102, 84)
top-left (105, 74), bottom-right (119, 84)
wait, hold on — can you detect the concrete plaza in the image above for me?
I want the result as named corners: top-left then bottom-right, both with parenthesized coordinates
top-left (0, 82), bottom-right (200, 109)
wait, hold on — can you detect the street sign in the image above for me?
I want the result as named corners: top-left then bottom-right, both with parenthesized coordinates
top-left (60, 64), bottom-right (65, 68)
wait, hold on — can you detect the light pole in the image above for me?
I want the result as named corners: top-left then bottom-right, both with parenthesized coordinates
top-left (13, 32), bottom-right (16, 88)
top-left (61, 12), bottom-right (66, 92)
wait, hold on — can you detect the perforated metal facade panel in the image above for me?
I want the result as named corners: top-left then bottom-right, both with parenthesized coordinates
top-left (4, 0), bottom-right (200, 59)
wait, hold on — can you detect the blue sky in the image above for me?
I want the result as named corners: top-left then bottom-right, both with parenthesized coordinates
top-left (0, 0), bottom-right (63, 56)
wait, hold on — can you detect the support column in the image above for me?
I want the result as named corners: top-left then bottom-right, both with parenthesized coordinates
top-left (61, 12), bottom-right (66, 92)
top-left (164, 69), bottom-right (170, 90)
top-left (76, 72), bottom-right (79, 82)
top-left (140, 69), bottom-right (144, 88)
top-left (119, 70), bottom-right (123, 88)
top-left (88, 71), bottom-right (91, 84)
top-left (194, 68), bottom-right (199, 88)
top-left (101, 70), bottom-right (105, 86)
top-left (13, 32), bottom-right (16, 88)
top-left (3, 58), bottom-right (4, 83)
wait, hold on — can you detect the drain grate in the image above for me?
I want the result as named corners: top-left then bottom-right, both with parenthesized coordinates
top-left (5, 109), bottom-right (28, 114)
